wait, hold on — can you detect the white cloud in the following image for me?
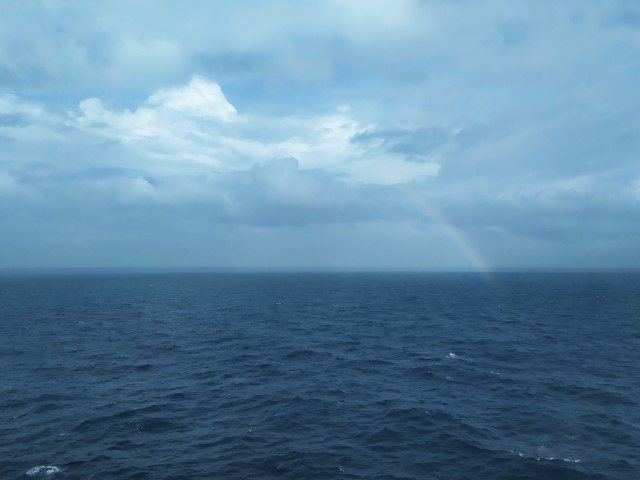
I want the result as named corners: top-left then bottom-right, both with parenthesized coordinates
top-left (77, 98), bottom-right (167, 141)
top-left (67, 76), bottom-right (440, 184)
top-left (0, 94), bottom-right (44, 117)
top-left (75, 76), bottom-right (238, 145)
top-left (147, 75), bottom-right (237, 121)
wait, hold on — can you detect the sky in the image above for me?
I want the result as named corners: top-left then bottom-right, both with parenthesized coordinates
top-left (1, 0), bottom-right (639, 271)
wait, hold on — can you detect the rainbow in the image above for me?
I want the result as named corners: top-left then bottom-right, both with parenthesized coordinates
top-left (404, 188), bottom-right (492, 280)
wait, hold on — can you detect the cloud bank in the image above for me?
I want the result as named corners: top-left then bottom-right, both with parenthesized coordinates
top-left (1, 1), bottom-right (639, 269)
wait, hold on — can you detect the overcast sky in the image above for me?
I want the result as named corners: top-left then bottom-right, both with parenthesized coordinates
top-left (1, 0), bottom-right (639, 271)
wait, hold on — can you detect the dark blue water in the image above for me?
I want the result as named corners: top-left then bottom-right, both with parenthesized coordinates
top-left (1, 273), bottom-right (639, 479)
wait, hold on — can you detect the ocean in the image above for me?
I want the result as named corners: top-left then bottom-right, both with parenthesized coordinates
top-left (1, 272), bottom-right (638, 479)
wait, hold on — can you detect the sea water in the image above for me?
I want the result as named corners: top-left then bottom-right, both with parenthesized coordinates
top-left (1, 272), bottom-right (638, 479)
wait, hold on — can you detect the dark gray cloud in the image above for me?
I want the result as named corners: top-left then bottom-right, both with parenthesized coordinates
top-left (352, 127), bottom-right (461, 161)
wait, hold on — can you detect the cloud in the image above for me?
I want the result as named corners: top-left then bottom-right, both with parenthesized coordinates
top-left (351, 126), bottom-right (462, 161)
top-left (0, 94), bottom-right (64, 142)
top-left (74, 76), bottom-right (237, 151)
top-left (1, 1), bottom-right (640, 268)
top-left (66, 77), bottom-right (441, 184)
top-left (0, 78), bottom-right (440, 234)
top-left (147, 76), bottom-right (237, 121)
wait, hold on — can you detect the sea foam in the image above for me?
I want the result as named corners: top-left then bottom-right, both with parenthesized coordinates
top-left (26, 466), bottom-right (61, 476)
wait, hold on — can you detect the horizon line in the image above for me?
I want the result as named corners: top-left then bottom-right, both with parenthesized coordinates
top-left (1, 267), bottom-right (639, 275)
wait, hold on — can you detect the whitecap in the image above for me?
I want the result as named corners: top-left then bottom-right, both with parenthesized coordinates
top-left (447, 352), bottom-right (457, 358)
top-left (26, 466), bottom-right (61, 476)
top-left (535, 456), bottom-right (581, 463)
top-left (512, 450), bottom-right (581, 464)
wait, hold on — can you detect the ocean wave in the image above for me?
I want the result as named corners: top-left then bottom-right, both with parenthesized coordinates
top-left (284, 349), bottom-right (320, 360)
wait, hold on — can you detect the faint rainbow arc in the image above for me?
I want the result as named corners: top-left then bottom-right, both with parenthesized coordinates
top-left (404, 188), bottom-right (492, 280)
